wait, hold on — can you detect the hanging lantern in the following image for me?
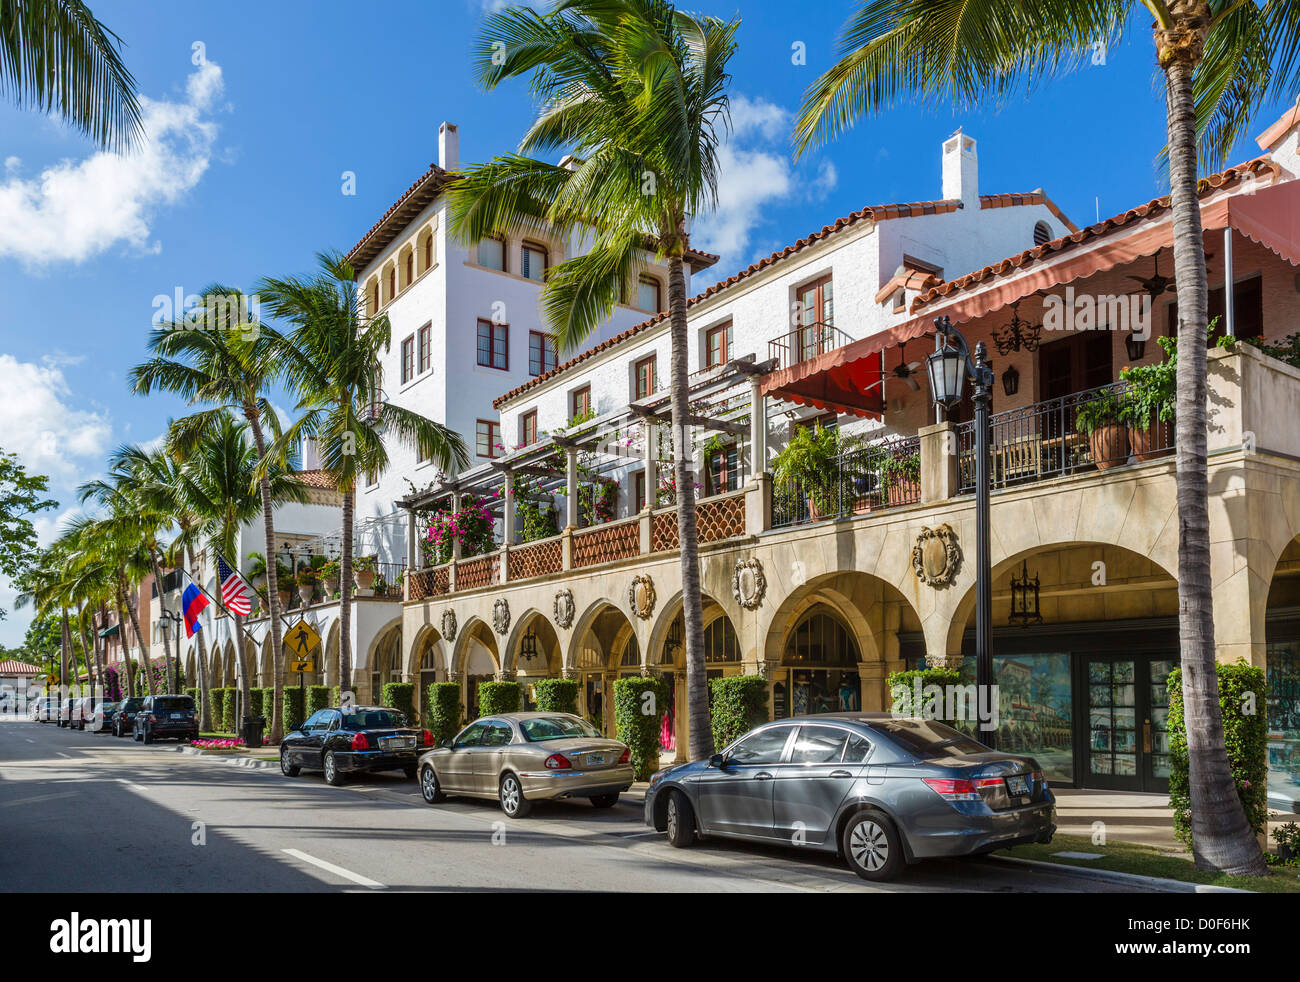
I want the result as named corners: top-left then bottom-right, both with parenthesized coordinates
top-left (1008, 560), bottom-right (1043, 627)
top-left (1001, 364), bottom-right (1020, 397)
top-left (1125, 331), bottom-right (1146, 361)
top-left (520, 628), bottom-right (539, 663)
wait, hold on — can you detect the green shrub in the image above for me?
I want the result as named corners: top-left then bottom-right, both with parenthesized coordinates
top-left (1168, 661), bottom-right (1269, 848)
top-left (709, 675), bottom-right (769, 751)
top-left (381, 682), bottom-right (416, 722)
top-left (886, 668), bottom-right (963, 720)
top-left (220, 687), bottom-right (237, 732)
top-left (533, 678), bottom-right (579, 716)
top-left (281, 686), bottom-right (305, 734)
top-left (259, 687), bottom-right (277, 721)
top-left (306, 685), bottom-right (331, 716)
top-left (184, 687), bottom-right (198, 708)
top-left (426, 683), bottom-right (461, 744)
top-left (614, 676), bottom-right (667, 781)
top-left (478, 681), bottom-right (521, 717)
top-left (209, 688), bottom-right (225, 729)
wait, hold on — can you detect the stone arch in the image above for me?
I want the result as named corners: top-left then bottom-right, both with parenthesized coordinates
top-left (450, 616), bottom-right (500, 676)
top-left (367, 618), bottom-right (404, 699)
top-left (566, 599), bottom-right (637, 673)
top-left (406, 622), bottom-right (445, 678)
top-left (259, 633), bottom-right (274, 687)
top-left (324, 620), bottom-right (340, 688)
top-left (221, 640), bottom-right (235, 688)
top-left (647, 589), bottom-right (744, 670)
top-left (502, 608), bottom-right (563, 677)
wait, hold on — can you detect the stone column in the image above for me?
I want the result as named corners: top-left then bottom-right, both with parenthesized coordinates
top-left (502, 470), bottom-right (515, 545)
top-left (919, 421), bottom-right (958, 503)
top-left (565, 448), bottom-right (579, 529)
top-left (749, 378), bottom-right (767, 477)
top-left (642, 419), bottom-right (656, 512)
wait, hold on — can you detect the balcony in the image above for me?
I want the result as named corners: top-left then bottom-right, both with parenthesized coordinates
top-left (768, 322), bottom-right (852, 370)
top-left (772, 434), bottom-right (921, 528)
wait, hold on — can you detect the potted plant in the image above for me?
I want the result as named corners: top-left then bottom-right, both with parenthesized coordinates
top-left (353, 555), bottom-right (377, 594)
top-left (879, 451), bottom-right (921, 507)
top-left (1274, 821), bottom-right (1300, 863)
top-left (771, 423), bottom-right (840, 519)
top-left (275, 559), bottom-right (294, 609)
top-left (1074, 388), bottom-right (1128, 470)
top-left (1119, 335), bottom-right (1176, 461)
top-left (319, 559), bottom-right (340, 596)
top-left (247, 551), bottom-right (268, 590)
top-left (295, 565), bottom-right (317, 605)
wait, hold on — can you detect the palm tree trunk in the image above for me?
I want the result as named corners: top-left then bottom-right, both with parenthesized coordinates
top-left (97, 602), bottom-right (110, 698)
top-left (60, 609), bottom-right (70, 698)
top-left (233, 612), bottom-right (252, 732)
top-left (1161, 29), bottom-right (1266, 875)
top-left (187, 549), bottom-right (212, 730)
top-left (340, 486), bottom-right (355, 703)
top-left (123, 583), bottom-right (154, 697)
top-left (115, 584), bottom-right (137, 698)
top-left (74, 602), bottom-right (93, 691)
top-left (247, 411), bottom-right (287, 741)
top-left (149, 553), bottom-right (175, 693)
top-left (667, 252), bottom-right (714, 761)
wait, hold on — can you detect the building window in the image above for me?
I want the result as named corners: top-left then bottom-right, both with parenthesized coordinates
top-left (366, 278), bottom-right (379, 317)
top-left (400, 335), bottom-right (414, 384)
top-left (570, 385), bottom-right (591, 420)
top-left (386, 264), bottom-right (396, 303)
top-left (521, 410), bottom-right (538, 446)
top-left (417, 323), bottom-right (432, 374)
top-left (479, 237), bottom-right (506, 271)
top-left (706, 445), bottom-right (739, 496)
top-left (796, 274), bottom-right (834, 361)
top-left (521, 242), bottom-right (548, 281)
top-left (1033, 221), bottom-right (1052, 246)
top-left (402, 248), bottom-right (414, 289)
top-left (477, 318), bottom-right (508, 370)
top-left (476, 420), bottom-right (501, 458)
top-left (637, 275), bottom-right (662, 312)
top-left (705, 322), bottom-right (733, 368)
top-left (634, 354), bottom-right (657, 400)
top-left (703, 616), bottom-right (740, 663)
top-left (365, 466), bottom-right (380, 488)
top-left (634, 471), bottom-right (646, 511)
top-left (528, 331), bottom-right (557, 376)
top-left (418, 227), bottom-right (434, 274)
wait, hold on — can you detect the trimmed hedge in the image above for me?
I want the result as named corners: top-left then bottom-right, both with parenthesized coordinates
top-left (614, 676), bottom-right (667, 781)
top-left (709, 675), bottom-right (769, 752)
top-left (184, 687), bottom-right (198, 708)
top-left (306, 685), bottom-right (331, 716)
top-left (247, 688), bottom-right (264, 720)
top-left (209, 688), bottom-right (225, 729)
top-left (886, 668), bottom-right (963, 720)
top-left (381, 682), bottom-right (416, 723)
top-left (282, 686), bottom-right (305, 734)
top-left (426, 683), bottom-right (461, 744)
top-left (1168, 661), bottom-right (1269, 848)
top-left (478, 680), bottom-right (521, 717)
top-left (220, 687), bottom-right (237, 733)
top-left (533, 678), bottom-right (579, 716)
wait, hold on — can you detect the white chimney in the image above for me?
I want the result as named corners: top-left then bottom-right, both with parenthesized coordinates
top-left (439, 122), bottom-right (459, 171)
top-left (942, 129), bottom-right (979, 206)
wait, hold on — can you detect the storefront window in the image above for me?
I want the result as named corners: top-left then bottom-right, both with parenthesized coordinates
top-left (1267, 641), bottom-right (1300, 814)
top-left (780, 607), bottom-right (860, 718)
top-left (959, 652), bottom-right (1075, 784)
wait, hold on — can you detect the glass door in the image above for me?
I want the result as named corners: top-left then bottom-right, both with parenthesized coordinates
top-left (1083, 656), bottom-right (1172, 793)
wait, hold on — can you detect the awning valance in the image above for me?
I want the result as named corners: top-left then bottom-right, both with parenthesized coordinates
top-left (97, 624), bottom-right (119, 638)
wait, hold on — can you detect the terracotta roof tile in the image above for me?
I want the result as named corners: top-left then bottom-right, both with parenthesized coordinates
top-left (294, 469), bottom-right (337, 490)
top-left (0, 659), bottom-right (42, 674)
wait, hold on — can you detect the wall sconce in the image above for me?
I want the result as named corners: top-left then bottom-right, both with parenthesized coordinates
top-left (1008, 560), bottom-right (1043, 627)
top-left (1125, 332), bottom-right (1146, 361)
top-left (520, 629), bottom-right (539, 663)
top-left (1001, 364), bottom-right (1020, 397)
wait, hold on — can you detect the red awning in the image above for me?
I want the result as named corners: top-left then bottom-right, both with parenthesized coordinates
top-left (759, 319), bottom-right (932, 419)
top-left (1207, 177), bottom-right (1300, 266)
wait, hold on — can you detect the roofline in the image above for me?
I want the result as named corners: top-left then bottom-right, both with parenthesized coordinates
top-left (345, 164), bottom-right (452, 274)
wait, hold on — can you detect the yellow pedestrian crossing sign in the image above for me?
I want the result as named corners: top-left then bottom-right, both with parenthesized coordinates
top-left (286, 618), bottom-right (320, 673)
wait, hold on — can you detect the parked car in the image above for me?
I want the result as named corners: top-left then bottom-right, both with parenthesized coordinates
top-left (417, 712), bottom-right (634, 818)
top-left (70, 697), bottom-right (107, 731)
top-left (96, 701), bottom-right (120, 731)
top-left (57, 698), bottom-right (78, 727)
top-left (31, 697), bottom-right (58, 723)
top-left (134, 694), bottom-right (199, 743)
top-left (113, 697), bottom-right (146, 738)
top-left (280, 706), bottom-right (431, 785)
top-left (644, 714), bottom-right (1057, 882)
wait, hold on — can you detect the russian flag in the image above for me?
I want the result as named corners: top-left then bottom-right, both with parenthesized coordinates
top-left (182, 583), bottom-right (209, 637)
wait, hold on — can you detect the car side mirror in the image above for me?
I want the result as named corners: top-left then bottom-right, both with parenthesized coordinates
top-left (709, 753), bottom-right (727, 769)
top-left (441, 738), bottom-right (454, 749)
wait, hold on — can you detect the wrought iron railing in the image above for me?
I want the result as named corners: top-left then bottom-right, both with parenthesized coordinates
top-left (767, 322), bottom-right (852, 370)
top-left (955, 382), bottom-right (1174, 494)
top-left (772, 435), bottom-right (922, 529)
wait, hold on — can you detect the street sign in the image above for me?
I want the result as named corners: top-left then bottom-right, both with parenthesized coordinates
top-left (285, 618), bottom-right (321, 662)
top-left (289, 658), bottom-right (317, 674)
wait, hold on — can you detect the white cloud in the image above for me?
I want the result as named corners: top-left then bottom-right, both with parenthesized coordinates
top-left (0, 61), bottom-right (225, 266)
top-left (0, 354), bottom-right (112, 485)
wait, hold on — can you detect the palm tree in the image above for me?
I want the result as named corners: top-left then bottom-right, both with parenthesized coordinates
top-left (132, 291), bottom-right (296, 739)
top-left (792, 0), bottom-right (1299, 876)
top-left (258, 251), bottom-right (467, 703)
top-left (446, 0), bottom-right (738, 760)
top-left (170, 413), bottom-right (308, 731)
top-left (0, 0), bottom-right (142, 149)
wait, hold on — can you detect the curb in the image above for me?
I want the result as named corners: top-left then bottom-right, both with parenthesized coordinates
top-left (986, 853), bottom-right (1254, 893)
top-left (175, 745), bottom-right (277, 770)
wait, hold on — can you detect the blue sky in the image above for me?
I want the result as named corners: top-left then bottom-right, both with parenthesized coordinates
top-left (0, 0), bottom-right (1289, 645)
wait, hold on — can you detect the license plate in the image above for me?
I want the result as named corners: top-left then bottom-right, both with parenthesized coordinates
top-left (170, 713), bottom-right (183, 719)
top-left (588, 753), bottom-right (605, 765)
top-left (383, 736), bottom-right (414, 750)
top-left (1005, 774), bottom-right (1031, 796)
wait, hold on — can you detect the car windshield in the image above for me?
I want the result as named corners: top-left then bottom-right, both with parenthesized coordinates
top-left (867, 719), bottom-right (988, 759)
top-left (343, 709), bottom-right (406, 729)
top-left (153, 697), bottom-right (193, 711)
top-left (121, 699), bottom-right (144, 710)
top-left (519, 716), bottom-right (600, 742)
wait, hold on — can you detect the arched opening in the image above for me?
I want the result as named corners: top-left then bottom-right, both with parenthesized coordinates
top-left (410, 628), bottom-right (443, 722)
top-left (416, 225), bottom-right (435, 275)
top-left (507, 612), bottom-right (562, 710)
top-left (365, 276), bottom-right (380, 318)
top-left (778, 605), bottom-right (862, 717)
top-left (1264, 537), bottom-right (1300, 815)
top-left (455, 618), bottom-right (500, 722)
top-left (570, 602), bottom-right (638, 737)
top-left (382, 260), bottom-right (397, 306)
top-left (398, 244), bottom-right (414, 291)
top-left (369, 623), bottom-right (402, 704)
top-left (652, 596), bottom-right (742, 759)
top-left (324, 622), bottom-right (340, 689)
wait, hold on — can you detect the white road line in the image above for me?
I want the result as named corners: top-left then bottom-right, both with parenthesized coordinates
top-left (282, 848), bottom-right (384, 889)
top-left (25, 738), bottom-right (34, 743)
top-left (55, 752), bottom-right (70, 758)
top-left (116, 778), bottom-right (148, 793)
top-left (0, 791), bottom-right (77, 808)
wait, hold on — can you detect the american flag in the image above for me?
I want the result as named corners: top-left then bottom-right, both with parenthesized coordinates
top-left (216, 554), bottom-right (253, 616)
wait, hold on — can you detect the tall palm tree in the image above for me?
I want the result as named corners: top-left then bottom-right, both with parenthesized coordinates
top-left (170, 413), bottom-right (308, 731)
top-left (792, 0), bottom-right (1299, 876)
top-left (132, 292), bottom-right (296, 738)
top-left (446, 0), bottom-right (738, 760)
top-left (0, 0), bottom-right (142, 149)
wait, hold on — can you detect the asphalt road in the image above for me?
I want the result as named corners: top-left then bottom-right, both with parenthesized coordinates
top-left (0, 715), bottom-right (1160, 893)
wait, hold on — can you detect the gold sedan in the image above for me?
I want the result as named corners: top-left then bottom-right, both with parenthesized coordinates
top-left (416, 712), bottom-right (635, 818)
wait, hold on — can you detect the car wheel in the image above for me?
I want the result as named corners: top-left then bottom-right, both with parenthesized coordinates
top-left (142, 728), bottom-right (153, 745)
top-left (323, 751), bottom-right (346, 786)
top-left (665, 789), bottom-right (696, 848)
top-left (280, 745), bottom-right (300, 777)
top-left (420, 765), bottom-right (446, 804)
top-left (841, 810), bottom-right (903, 882)
top-left (498, 773), bottom-right (531, 818)
top-left (589, 793), bottom-right (620, 809)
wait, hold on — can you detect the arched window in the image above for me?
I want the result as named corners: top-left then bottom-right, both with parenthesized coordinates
top-left (399, 245), bottom-right (414, 290)
top-left (703, 616), bottom-right (739, 663)
top-left (783, 606), bottom-right (860, 666)
top-left (1033, 221), bottom-right (1052, 246)
top-left (366, 277), bottom-right (379, 317)
top-left (637, 274), bottom-right (662, 312)
top-left (418, 226), bottom-right (434, 274)
top-left (385, 262), bottom-right (397, 303)
top-left (619, 634), bottom-right (640, 667)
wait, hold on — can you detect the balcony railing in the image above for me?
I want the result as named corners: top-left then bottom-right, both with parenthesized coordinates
top-left (955, 382), bottom-right (1174, 494)
top-left (767, 322), bottom-right (852, 370)
top-left (772, 436), bottom-right (921, 529)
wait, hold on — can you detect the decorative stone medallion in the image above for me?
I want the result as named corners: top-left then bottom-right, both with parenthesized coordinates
top-left (553, 588), bottom-right (576, 630)
top-left (628, 574), bottom-right (656, 620)
top-left (440, 608), bottom-right (458, 642)
top-left (732, 558), bottom-right (767, 610)
top-left (492, 597), bottom-right (511, 635)
top-left (912, 524), bottom-right (962, 588)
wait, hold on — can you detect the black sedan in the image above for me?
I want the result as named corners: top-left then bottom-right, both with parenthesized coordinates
top-left (279, 706), bottom-right (433, 785)
top-left (113, 697), bottom-right (146, 737)
top-left (645, 713), bottom-right (1056, 882)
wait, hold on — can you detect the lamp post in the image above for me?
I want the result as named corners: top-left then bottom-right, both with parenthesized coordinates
top-left (158, 610), bottom-right (183, 693)
top-left (926, 315), bottom-right (996, 746)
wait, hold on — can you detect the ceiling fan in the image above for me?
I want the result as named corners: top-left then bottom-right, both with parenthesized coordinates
top-left (1128, 254), bottom-right (1177, 299)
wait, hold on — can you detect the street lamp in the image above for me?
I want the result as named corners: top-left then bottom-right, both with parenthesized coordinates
top-left (928, 315), bottom-right (997, 746)
top-left (158, 610), bottom-right (184, 694)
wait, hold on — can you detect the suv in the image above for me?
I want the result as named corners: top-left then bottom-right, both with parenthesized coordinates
top-left (135, 694), bottom-right (199, 744)
top-left (31, 697), bottom-right (58, 723)
top-left (113, 697), bottom-right (146, 738)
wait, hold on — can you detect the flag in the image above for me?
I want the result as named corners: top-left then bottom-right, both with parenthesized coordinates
top-left (216, 554), bottom-right (253, 616)
top-left (181, 583), bottom-right (209, 637)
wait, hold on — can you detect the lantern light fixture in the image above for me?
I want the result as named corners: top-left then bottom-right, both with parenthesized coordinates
top-left (1008, 560), bottom-right (1043, 628)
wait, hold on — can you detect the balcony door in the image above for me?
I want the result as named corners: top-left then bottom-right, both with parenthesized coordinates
top-left (1038, 332), bottom-right (1113, 403)
top-left (797, 275), bottom-right (834, 362)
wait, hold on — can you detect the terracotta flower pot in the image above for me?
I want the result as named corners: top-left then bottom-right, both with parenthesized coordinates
top-left (323, 577), bottom-right (339, 596)
top-left (354, 569), bottom-right (375, 592)
top-left (1087, 422), bottom-right (1129, 470)
top-left (277, 590), bottom-right (291, 609)
top-left (298, 584), bottom-right (315, 605)
top-left (1127, 421), bottom-right (1169, 462)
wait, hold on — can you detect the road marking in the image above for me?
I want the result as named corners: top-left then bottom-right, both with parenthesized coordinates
top-left (0, 791), bottom-right (77, 808)
top-left (282, 848), bottom-right (384, 889)
top-left (55, 752), bottom-right (71, 758)
top-left (25, 738), bottom-right (34, 743)
top-left (116, 778), bottom-right (148, 793)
